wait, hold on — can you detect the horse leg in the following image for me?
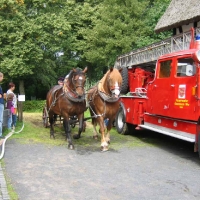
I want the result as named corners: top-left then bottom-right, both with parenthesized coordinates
top-left (99, 118), bottom-right (109, 151)
top-left (73, 114), bottom-right (84, 139)
top-left (93, 123), bottom-right (99, 140)
top-left (49, 113), bottom-right (55, 139)
top-left (83, 121), bottom-right (86, 132)
top-left (53, 114), bottom-right (57, 126)
top-left (63, 119), bottom-right (74, 150)
top-left (105, 119), bottom-right (113, 144)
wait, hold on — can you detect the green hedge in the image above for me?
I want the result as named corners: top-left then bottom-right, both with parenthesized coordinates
top-left (23, 100), bottom-right (46, 112)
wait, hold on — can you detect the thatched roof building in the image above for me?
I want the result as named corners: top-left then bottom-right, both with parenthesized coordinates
top-left (155, 0), bottom-right (200, 33)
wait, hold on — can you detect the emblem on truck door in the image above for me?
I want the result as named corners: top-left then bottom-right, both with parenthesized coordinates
top-left (178, 84), bottom-right (186, 99)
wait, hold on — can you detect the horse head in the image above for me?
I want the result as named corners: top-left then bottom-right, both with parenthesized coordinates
top-left (106, 68), bottom-right (122, 98)
top-left (64, 67), bottom-right (87, 98)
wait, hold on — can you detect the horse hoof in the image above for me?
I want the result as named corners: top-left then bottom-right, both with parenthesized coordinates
top-left (68, 144), bottom-right (74, 150)
top-left (101, 142), bottom-right (109, 152)
top-left (73, 134), bottom-right (80, 139)
top-left (101, 146), bottom-right (109, 152)
top-left (93, 135), bottom-right (98, 140)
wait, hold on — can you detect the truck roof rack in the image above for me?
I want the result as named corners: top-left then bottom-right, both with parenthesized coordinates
top-left (114, 27), bottom-right (200, 68)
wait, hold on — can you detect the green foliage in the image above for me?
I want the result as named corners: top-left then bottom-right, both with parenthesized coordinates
top-left (78, 0), bottom-right (148, 66)
top-left (0, 0), bottom-right (75, 87)
top-left (77, 0), bottom-right (171, 68)
top-left (0, 0), bottom-right (172, 97)
top-left (23, 100), bottom-right (45, 112)
top-left (135, 0), bottom-right (171, 47)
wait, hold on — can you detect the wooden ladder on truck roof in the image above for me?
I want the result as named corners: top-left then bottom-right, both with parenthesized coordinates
top-left (114, 27), bottom-right (200, 69)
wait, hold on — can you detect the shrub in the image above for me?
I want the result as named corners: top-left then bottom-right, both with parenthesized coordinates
top-left (23, 100), bottom-right (46, 112)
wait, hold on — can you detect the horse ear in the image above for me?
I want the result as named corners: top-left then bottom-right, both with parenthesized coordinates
top-left (83, 66), bottom-right (88, 73)
top-left (73, 68), bottom-right (77, 73)
top-left (118, 67), bottom-right (123, 73)
top-left (109, 67), bottom-right (114, 72)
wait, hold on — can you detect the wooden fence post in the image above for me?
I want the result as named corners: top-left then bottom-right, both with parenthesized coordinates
top-left (18, 101), bottom-right (23, 122)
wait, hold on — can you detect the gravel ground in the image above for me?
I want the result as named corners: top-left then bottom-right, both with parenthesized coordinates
top-left (2, 131), bottom-right (200, 200)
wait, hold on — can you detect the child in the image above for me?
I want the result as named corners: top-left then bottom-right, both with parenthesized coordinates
top-left (7, 82), bottom-right (17, 129)
top-left (6, 93), bottom-right (14, 130)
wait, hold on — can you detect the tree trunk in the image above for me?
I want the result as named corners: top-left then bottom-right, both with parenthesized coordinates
top-left (18, 80), bottom-right (25, 122)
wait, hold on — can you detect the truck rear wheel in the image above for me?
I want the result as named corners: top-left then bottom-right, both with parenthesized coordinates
top-left (120, 67), bottom-right (129, 94)
top-left (116, 106), bottom-right (129, 135)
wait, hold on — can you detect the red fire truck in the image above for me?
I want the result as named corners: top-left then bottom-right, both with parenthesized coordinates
top-left (115, 27), bottom-right (200, 156)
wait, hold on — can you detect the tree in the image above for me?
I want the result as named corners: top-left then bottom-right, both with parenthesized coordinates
top-left (0, 0), bottom-right (172, 99)
top-left (78, 0), bottom-right (149, 68)
top-left (0, 0), bottom-right (74, 95)
top-left (77, 0), bottom-right (171, 69)
top-left (135, 0), bottom-right (171, 47)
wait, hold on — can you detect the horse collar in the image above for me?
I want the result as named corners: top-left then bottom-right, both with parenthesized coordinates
top-left (97, 82), bottom-right (119, 103)
top-left (64, 84), bottom-right (85, 103)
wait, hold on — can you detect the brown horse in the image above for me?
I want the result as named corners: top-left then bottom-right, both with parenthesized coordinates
top-left (46, 67), bottom-right (87, 149)
top-left (87, 68), bottom-right (122, 151)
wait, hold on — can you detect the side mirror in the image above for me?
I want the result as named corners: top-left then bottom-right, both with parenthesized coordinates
top-left (186, 64), bottom-right (196, 76)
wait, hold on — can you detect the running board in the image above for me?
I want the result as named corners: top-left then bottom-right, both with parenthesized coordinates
top-left (139, 124), bottom-right (195, 143)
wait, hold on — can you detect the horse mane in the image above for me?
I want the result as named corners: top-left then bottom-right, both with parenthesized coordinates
top-left (98, 70), bottom-right (110, 92)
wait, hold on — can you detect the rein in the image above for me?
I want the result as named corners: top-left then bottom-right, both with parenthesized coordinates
top-left (87, 87), bottom-right (106, 118)
top-left (48, 89), bottom-right (64, 113)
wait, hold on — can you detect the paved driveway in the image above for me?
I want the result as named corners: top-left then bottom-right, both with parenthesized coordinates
top-left (3, 130), bottom-right (200, 200)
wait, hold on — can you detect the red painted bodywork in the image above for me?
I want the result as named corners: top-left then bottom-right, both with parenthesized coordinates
top-left (120, 30), bottom-right (200, 150)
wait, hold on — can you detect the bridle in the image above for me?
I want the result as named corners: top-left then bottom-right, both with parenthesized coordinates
top-left (72, 74), bottom-right (85, 91)
top-left (65, 72), bottom-right (86, 98)
top-left (107, 74), bottom-right (121, 95)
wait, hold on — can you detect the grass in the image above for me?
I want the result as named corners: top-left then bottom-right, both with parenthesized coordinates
top-left (5, 110), bottom-right (156, 150)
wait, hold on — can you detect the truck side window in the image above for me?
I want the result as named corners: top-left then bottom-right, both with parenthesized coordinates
top-left (159, 60), bottom-right (172, 78)
top-left (177, 58), bottom-right (196, 77)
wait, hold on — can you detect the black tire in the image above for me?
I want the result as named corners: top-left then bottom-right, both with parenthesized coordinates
top-left (120, 67), bottom-right (129, 94)
top-left (115, 106), bottom-right (129, 135)
top-left (42, 107), bottom-right (49, 128)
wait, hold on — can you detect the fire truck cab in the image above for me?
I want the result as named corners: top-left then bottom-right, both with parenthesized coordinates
top-left (115, 28), bottom-right (200, 156)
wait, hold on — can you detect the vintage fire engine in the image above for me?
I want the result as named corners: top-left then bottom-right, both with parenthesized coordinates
top-left (115, 27), bottom-right (200, 156)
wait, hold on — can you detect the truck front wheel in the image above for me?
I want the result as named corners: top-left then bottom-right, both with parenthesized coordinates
top-left (116, 106), bottom-right (129, 135)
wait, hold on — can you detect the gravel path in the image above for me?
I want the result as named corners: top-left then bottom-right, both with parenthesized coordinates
top-left (3, 133), bottom-right (200, 200)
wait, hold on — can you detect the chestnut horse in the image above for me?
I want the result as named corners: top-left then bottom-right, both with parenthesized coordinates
top-left (87, 68), bottom-right (122, 151)
top-left (46, 67), bottom-right (87, 149)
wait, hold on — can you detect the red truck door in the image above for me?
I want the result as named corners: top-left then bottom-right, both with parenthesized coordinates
top-left (147, 57), bottom-right (197, 121)
top-left (170, 57), bottom-right (197, 121)
top-left (147, 59), bottom-right (174, 117)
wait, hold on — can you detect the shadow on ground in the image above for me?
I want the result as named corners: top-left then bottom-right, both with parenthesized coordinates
top-left (125, 129), bottom-right (200, 164)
